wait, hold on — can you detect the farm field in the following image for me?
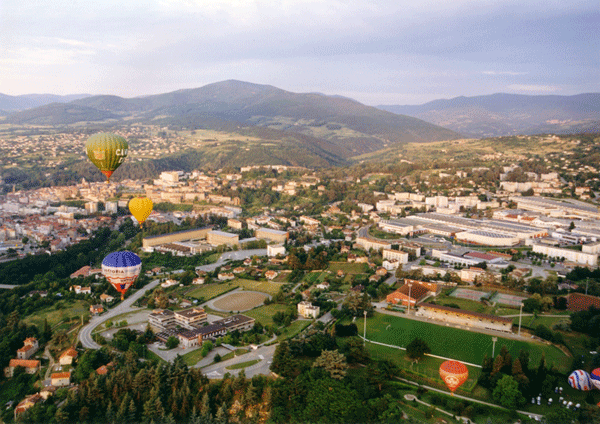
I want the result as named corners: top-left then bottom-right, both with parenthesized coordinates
top-left (244, 304), bottom-right (288, 327)
top-left (187, 283), bottom-right (238, 301)
top-left (23, 299), bottom-right (89, 329)
top-left (361, 312), bottom-right (570, 373)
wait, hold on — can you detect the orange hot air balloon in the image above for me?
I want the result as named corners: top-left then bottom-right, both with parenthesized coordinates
top-left (439, 360), bottom-right (469, 395)
top-left (128, 197), bottom-right (153, 226)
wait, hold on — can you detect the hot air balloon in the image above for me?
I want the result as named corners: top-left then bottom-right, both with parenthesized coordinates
top-left (439, 360), bottom-right (469, 395)
top-left (101, 251), bottom-right (141, 300)
top-left (568, 370), bottom-right (592, 391)
top-left (590, 368), bottom-right (600, 390)
top-left (129, 197), bottom-right (153, 227)
top-left (85, 133), bottom-right (129, 182)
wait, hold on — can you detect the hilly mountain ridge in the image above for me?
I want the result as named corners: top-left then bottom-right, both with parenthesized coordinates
top-left (378, 93), bottom-right (600, 137)
top-left (3, 80), bottom-right (461, 158)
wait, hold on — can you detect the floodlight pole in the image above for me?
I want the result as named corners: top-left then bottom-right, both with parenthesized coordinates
top-left (518, 303), bottom-right (523, 337)
top-left (407, 283), bottom-right (412, 314)
top-left (363, 310), bottom-right (368, 347)
top-left (492, 337), bottom-right (498, 358)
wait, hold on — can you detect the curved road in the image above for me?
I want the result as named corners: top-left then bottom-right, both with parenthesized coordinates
top-left (79, 278), bottom-right (161, 349)
top-left (79, 248), bottom-right (269, 350)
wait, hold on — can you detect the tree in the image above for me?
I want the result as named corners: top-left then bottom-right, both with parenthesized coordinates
top-left (406, 337), bottom-right (431, 363)
top-left (165, 336), bottom-right (179, 349)
top-left (312, 350), bottom-right (348, 380)
top-left (492, 375), bottom-right (525, 408)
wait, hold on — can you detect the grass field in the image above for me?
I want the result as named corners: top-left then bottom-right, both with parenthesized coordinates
top-left (187, 283), bottom-right (238, 301)
top-left (244, 304), bottom-right (289, 326)
top-left (235, 278), bottom-right (283, 296)
top-left (226, 359), bottom-right (261, 370)
top-left (23, 300), bottom-right (90, 329)
top-left (361, 312), bottom-right (570, 373)
top-left (277, 320), bottom-right (311, 341)
top-left (327, 262), bottom-right (369, 274)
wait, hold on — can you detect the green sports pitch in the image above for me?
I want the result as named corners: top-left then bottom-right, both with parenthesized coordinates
top-left (362, 312), bottom-right (570, 373)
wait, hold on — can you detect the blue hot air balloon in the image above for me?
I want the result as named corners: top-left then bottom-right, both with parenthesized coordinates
top-left (101, 251), bottom-right (142, 300)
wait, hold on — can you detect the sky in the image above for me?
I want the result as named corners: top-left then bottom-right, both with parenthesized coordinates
top-left (0, 0), bottom-right (598, 105)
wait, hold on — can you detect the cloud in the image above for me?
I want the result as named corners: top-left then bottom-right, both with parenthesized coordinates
top-left (507, 84), bottom-right (559, 93)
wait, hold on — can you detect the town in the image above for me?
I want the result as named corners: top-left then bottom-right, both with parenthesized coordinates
top-left (1, 146), bottom-right (600, 423)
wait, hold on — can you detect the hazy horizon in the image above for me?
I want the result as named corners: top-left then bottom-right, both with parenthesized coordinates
top-left (1, 0), bottom-right (598, 105)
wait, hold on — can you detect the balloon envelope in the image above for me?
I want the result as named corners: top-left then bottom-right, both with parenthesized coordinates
top-left (568, 370), bottom-right (592, 391)
top-left (85, 133), bottom-right (129, 181)
top-left (589, 368), bottom-right (600, 391)
top-left (129, 197), bottom-right (153, 226)
top-left (101, 251), bottom-right (141, 299)
top-left (439, 360), bottom-right (469, 393)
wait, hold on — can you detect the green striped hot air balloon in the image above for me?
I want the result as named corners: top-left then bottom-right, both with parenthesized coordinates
top-left (85, 133), bottom-right (129, 182)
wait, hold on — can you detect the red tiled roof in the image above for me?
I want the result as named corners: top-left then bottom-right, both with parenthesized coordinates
top-left (60, 348), bottom-right (78, 359)
top-left (9, 359), bottom-right (40, 368)
top-left (51, 372), bottom-right (71, 379)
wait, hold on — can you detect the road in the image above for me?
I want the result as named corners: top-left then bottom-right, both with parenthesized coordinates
top-left (198, 344), bottom-right (277, 378)
top-left (78, 278), bottom-right (161, 349)
top-left (0, 284), bottom-right (17, 289)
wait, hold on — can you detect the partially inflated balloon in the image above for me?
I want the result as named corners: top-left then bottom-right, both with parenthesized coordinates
top-left (85, 133), bottom-right (129, 182)
top-left (568, 370), bottom-right (592, 391)
top-left (129, 197), bottom-right (153, 226)
top-left (439, 360), bottom-right (469, 394)
top-left (590, 368), bottom-right (600, 390)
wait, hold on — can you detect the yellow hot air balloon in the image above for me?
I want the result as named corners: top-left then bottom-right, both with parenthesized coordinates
top-left (128, 197), bottom-right (153, 226)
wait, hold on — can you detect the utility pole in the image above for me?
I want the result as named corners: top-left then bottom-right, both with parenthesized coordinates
top-left (518, 303), bottom-right (523, 337)
top-left (492, 337), bottom-right (498, 358)
top-left (363, 310), bottom-right (368, 347)
top-left (586, 278), bottom-right (589, 295)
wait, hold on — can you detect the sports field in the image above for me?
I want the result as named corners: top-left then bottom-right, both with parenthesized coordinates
top-left (363, 312), bottom-right (570, 373)
top-left (212, 292), bottom-right (268, 312)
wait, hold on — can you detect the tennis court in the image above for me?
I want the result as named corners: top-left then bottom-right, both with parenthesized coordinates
top-left (489, 292), bottom-right (527, 307)
top-left (450, 288), bottom-right (489, 302)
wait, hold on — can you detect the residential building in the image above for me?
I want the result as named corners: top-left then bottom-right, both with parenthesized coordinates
top-left (59, 348), bottom-right (78, 365)
top-left (255, 227), bottom-right (289, 243)
top-left (4, 359), bottom-right (41, 377)
top-left (267, 244), bottom-right (286, 257)
top-left (17, 338), bottom-right (39, 360)
top-left (297, 301), bottom-right (320, 319)
top-left (51, 372), bottom-right (71, 387)
top-left (207, 230), bottom-right (239, 247)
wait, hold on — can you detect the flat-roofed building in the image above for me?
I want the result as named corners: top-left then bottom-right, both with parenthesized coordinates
top-left (456, 230), bottom-right (520, 247)
top-left (174, 307), bottom-right (208, 330)
top-left (207, 230), bottom-right (239, 247)
top-left (227, 218), bottom-right (243, 230)
top-left (383, 249), bottom-right (409, 263)
top-left (255, 227), bottom-right (289, 243)
top-left (143, 227), bottom-right (212, 249)
top-left (416, 303), bottom-right (513, 333)
top-left (267, 244), bottom-right (286, 257)
top-left (356, 237), bottom-right (391, 251)
top-left (532, 243), bottom-right (598, 266)
top-left (148, 309), bottom-right (177, 332)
